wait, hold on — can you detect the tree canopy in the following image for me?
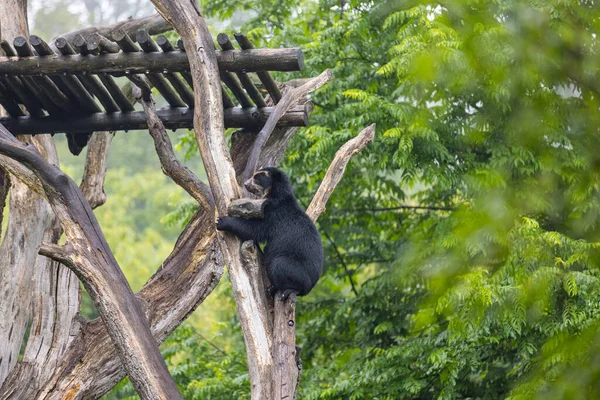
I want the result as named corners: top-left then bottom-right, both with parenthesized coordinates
top-left (136, 0), bottom-right (600, 398)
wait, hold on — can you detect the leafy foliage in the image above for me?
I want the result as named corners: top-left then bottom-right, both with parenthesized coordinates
top-left (39, 0), bottom-right (600, 398)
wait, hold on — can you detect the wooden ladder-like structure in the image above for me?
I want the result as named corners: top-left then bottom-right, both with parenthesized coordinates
top-left (0, 31), bottom-right (306, 143)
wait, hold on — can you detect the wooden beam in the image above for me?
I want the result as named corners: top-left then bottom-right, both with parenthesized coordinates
top-left (0, 48), bottom-right (304, 76)
top-left (1, 106), bottom-right (309, 135)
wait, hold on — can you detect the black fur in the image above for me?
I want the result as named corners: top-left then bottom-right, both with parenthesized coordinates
top-left (216, 167), bottom-right (323, 298)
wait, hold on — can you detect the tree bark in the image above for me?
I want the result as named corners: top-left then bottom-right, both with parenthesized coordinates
top-left (80, 132), bottom-right (113, 209)
top-left (0, 4), bottom-right (76, 391)
top-left (0, 123), bottom-right (184, 398)
top-left (150, 2), bottom-right (277, 398)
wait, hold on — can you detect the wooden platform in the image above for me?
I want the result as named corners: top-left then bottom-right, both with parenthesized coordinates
top-left (0, 31), bottom-right (305, 136)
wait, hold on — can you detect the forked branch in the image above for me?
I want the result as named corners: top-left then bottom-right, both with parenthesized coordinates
top-left (242, 69), bottom-right (333, 182)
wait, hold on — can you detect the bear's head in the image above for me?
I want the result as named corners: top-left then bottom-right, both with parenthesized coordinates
top-left (244, 167), bottom-right (293, 199)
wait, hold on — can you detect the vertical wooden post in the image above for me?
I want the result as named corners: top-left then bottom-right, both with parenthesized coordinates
top-left (273, 294), bottom-right (299, 399)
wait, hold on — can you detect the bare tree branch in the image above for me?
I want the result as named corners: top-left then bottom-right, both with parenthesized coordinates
top-left (242, 70), bottom-right (333, 182)
top-left (80, 132), bottom-right (113, 209)
top-left (0, 170), bottom-right (8, 237)
top-left (38, 242), bottom-right (75, 266)
top-left (150, 2), bottom-right (276, 398)
top-left (0, 124), bottom-right (182, 399)
top-left (307, 124), bottom-right (376, 221)
top-left (133, 83), bottom-right (215, 209)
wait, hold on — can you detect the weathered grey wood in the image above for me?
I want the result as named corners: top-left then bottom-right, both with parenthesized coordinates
top-left (306, 124), bottom-right (376, 221)
top-left (3, 75), bottom-right (45, 117)
top-left (156, 35), bottom-right (174, 52)
top-left (0, 81), bottom-right (25, 116)
top-left (230, 84), bottom-right (312, 180)
top-left (87, 33), bottom-right (120, 54)
top-left (14, 36), bottom-right (75, 114)
top-left (57, 13), bottom-right (172, 47)
top-left (30, 35), bottom-right (102, 114)
top-left (98, 73), bottom-right (135, 112)
top-left (242, 69), bottom-right (333, 182)
top-left (234, 33), bottom-right (282, 103)
top-left (228, 198), bottom-right (266, 219)
top-left (13, 36), bottom-right (33, 56)
top-left (0, 7), bottom-right (64, 390)
top-left (13, 208), bottom-right (223, 399)
top-left (56, 37), bottom-right (122, 114)
top-left (72, 34), bottom-right (90, 56)
top-left (218, 33), bottom-right (266, 108)
top-left (0, 124), bottom-right (183, 399)
top-left (130, 30), bottom-right (185, 108)
top-left (150, 2), bottom-right (275, 399)
top-left (221, 70), bottom-right (253, 108)
top-left (29, 35), bottom-right (54, 56)
top-left (80, 132), bottom-right (113, 209)
top-left (1, 106), bottom-right (308, 134)
top-left (274, 294), bottom-right (299, 400)
top-left (137, 30), bottom-right (193, 107)
top-left (0, 41), bottom-right (16, 57)
top-left (0, 48), bottom-right (305, 75)
top-left (111, 30), bottom-right (140, 52)
top-left (79, 75), bottom-right (120, 112)
top-left (0, 170), bottom-right (8, 242)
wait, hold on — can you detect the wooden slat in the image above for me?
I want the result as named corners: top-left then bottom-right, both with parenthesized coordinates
top-left (218, 33), bottom-right (266, 108)
top-left (234, 33), bottom-right (282, 103)
top-left (0, 48), bottom-right (305, 75)
top-left (1, 105), bottom-right (309, 134)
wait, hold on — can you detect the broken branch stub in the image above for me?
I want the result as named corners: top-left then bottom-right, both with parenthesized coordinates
top-left (242, 69), bottom-right (333, 182)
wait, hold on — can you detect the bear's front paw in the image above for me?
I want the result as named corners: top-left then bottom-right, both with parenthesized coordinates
top-left (216, 216), bottom-right (231, 231)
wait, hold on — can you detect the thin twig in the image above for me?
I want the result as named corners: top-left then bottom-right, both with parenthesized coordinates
top-left (323, 231), bottom-right (359, 297)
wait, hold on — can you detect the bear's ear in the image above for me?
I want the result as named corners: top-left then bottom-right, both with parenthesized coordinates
top-left (269, 169), bottom-right (283, 180)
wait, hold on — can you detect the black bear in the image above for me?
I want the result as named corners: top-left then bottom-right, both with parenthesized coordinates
top-left (216, 167), bottom-right (323, 299)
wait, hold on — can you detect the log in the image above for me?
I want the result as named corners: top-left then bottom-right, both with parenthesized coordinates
top-left (218, 33), bottom-right (266, 108)
top-left (273, 294), bottom-right (299, 400)
top-left (150, 1), bottom-right (275, 398)
top-left (31, 35), bottom-right (102, 114)
top-left (0, 106), bottom-right (308, 134)
top-left (55, 37), bottom-right (122, 113)
top-left (137, 30), bottom-right (192, 107)
top-left (111, 30), bottom-right (140, 52)
top-left (87, 33), bottom-right (120, 54)
top-left (3, 76), bottom-right (45, 117)
top-left (0, 123), bottom-right (183, 399)
top-left (0, 81), bottom-right (25, 116)
top-left (175, 41), bottom-right (235, 109)
top-left (228, 198), bottom-right (266, 219)
top-left (98, 73), bottom-right (135, 112)
top-left (57, 14), bottom-right (171, 46)
top-left (221, 70), bottom-right (253, 108)
top-left (234, 33), bottom-right (282, 103)
top-left (242, 69), bottom-right (333, 182)
top-left (0, 48), bottom-right (305, 75)
top-left (306, 124), bottom-right (376, 221)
